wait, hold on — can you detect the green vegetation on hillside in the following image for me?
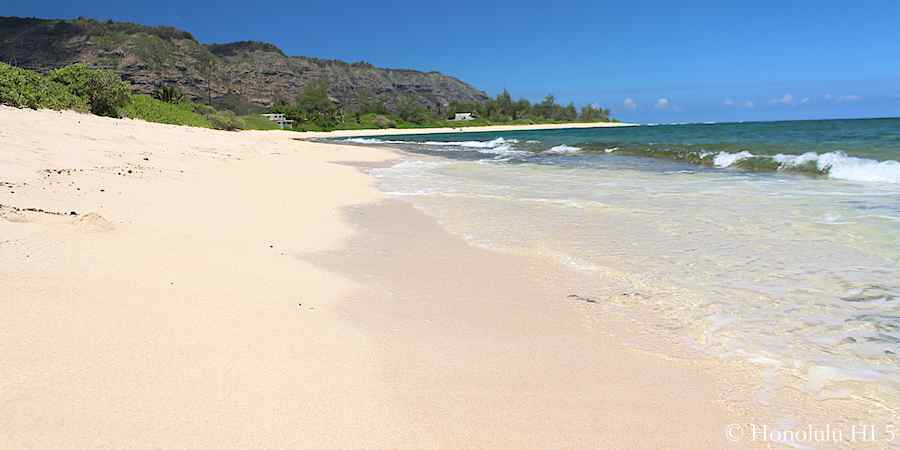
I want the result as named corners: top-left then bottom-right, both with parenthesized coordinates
top-left (1, 60), bottom-right (616, 133)
top-left (207, 41), bottom-right (285, 57)
top-left (237, 113), bottom-right (281, 130)
top-left (121, 94), bottom-right (281, 130)
top-left (0, 16), bottom-right (492, 115)
top-left (48, 64), bottom-right (131, 116)
top-left (71, 16), bottom-right (197, 41)
top-left (0, 62), bottom-right (281, 131)
top-left (0, 62), bottom-right (87, 111)
top-left (120, 94), bottom-right (211, 127)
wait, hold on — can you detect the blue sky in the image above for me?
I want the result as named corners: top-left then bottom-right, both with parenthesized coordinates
top-left (5, 0), bottom-right (900, 123)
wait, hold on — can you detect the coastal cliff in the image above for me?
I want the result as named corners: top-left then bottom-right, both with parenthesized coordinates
top-left (0, 16), bottom-right (489, 113)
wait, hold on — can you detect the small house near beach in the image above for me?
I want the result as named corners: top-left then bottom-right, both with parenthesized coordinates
top-left (261, 113), bottom-right (295, 129)
top-left (451, 112), bottom-right (476, 121)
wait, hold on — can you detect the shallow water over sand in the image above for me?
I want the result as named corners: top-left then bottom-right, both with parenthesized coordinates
top-left (340, 119), bottom-right (900, 409)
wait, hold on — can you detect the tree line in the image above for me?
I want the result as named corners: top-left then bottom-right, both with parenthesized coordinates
top-left (269, 82), bottom-right (613, 130)
top-left (449, 90), bottom-right (611, 123)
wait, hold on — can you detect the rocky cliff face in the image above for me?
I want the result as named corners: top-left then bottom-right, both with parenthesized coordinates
top-left (0, 17), bottom-right (489, 113)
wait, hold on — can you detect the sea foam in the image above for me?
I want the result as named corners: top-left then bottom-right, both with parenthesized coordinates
top-left (417, 138), bottom-right (528, 158)
top-left (778, 152), bottom-right (900, 183)
top-left (710, 150), bottom-right (900, 183)
top-left (420, 137), bottom-right (516, 148)
top-left (713, 151), bottom-right (754, 167)
top-left (543, 145), bottom-right (582, 155)
top-left (343, 136), bottom-right (527, 158)
top-left (344, 135), bottom-right (900, 184)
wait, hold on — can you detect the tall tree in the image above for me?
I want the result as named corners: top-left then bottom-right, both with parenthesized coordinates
top-left (356, 87), bottom-right (386, 115)
top-left (296, 80), bottom-right (339, 126)
top-left (513, 99), bottom-right (532, 120)
top-left (564, 102), bottom-right (577, 121)
top-left (396, 95), bottom-right (430, 124)
top-left (495, 89), bottom-right (513, 119)
top-left (537, 94), bottom-right (557, 119)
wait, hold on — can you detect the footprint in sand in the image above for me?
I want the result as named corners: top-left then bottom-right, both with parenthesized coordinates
top-left (71, 212), bottom-right (114, 232)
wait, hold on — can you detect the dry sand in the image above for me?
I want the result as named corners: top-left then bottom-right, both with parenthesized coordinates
top-left (1, 107), bottom-right (761, 448)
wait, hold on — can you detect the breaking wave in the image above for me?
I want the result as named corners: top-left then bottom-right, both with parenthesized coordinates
top-left (712, 151), bottom-right (753, 167)
top-left (712, 151), bottom-right (900, 183)
top-left (419, 137), bottom-right (516, 149)
top-left (341, 137), bottom-right (400, 145)
top-left (343, 136), bottom-right (515, 148)
top-left (343, 136), bottom-right (528, 158)
top-left (582, 144), bottom-right (900, 184)
top-left (340, 136), bottom-right (900, 184)
top-left (774, 152), bottom-right (900, 183)
top-left (542, 145), bottom-right (582, 155)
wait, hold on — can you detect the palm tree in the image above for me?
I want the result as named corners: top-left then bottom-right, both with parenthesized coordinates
top-left (153, 85), bottom-right (185, 104)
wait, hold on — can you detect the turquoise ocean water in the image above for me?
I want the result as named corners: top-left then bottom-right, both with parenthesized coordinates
top-left (337, 117), bottom-right (900, 406)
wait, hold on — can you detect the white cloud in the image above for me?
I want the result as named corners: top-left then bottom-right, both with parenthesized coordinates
top-left (623, 98), bottom-right (637, 110)
top-left (769, 94), bottom-right (794, 105)
top-left (655, 98), bottom-right (670, 110)
top-left (800, 97), bottom-right (809, 105)
top-left (725, 99), bottom-right (754, 108)
top-left (823, 93), bottom-right (862, 103)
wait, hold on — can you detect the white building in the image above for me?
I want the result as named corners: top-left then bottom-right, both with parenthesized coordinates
top-left (451, 112), bottom-right (476, 121)
top-left (261, 113), bottom-right (295, 129)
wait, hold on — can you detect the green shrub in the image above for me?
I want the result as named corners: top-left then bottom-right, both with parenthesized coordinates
top-left (132, 33), bottom-right (174, 69)
top-left (207, 110), bottom-right (244, 131)
top-left (48, 64), bottom-right (131, 117)
top-left (0, 63), bottom-right (87, 111)
top-left (396, 95), bottom-right (431, 124)
top-left (238, 114), bottom-right (281, 130)
top-left (295, 80), bottom-right (340, 128)
top-left (121, 95), bottom-right (211, 128)
top-left (213, 92), bottom-right (265, 115)
top-left (152, 85), bottom-right (185, 104)
top-left (191, 103), bottom-right (216, 116)
top-left (372, 114), bottom-right (396, 129)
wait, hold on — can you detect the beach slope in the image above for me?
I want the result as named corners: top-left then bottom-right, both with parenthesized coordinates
top-left (1, 107), bottom-right (752, 449)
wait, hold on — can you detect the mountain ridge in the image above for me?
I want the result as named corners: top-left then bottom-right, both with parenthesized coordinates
top-left (0, 16), bottom-right (489, 113)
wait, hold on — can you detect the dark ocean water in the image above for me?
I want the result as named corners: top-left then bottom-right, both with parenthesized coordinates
top-left (343, 118), bottom-right (900, 182)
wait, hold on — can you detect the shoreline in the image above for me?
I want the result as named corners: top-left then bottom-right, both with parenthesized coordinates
top-left (311, 198), bottom-right (769, 448)
top-left (2, 106), bottom-right (872, 447)
top-left (293, 120), bottom-right (636, 139)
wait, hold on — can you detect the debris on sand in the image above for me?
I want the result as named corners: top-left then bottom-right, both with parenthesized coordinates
top-left (567, 294), bottom-right (598, 304)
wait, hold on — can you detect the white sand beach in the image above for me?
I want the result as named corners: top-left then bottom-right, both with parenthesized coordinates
top-left (1, 107), bottom-right (769, 448)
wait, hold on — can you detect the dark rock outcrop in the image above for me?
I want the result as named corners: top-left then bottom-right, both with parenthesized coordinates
top-left (0, 16), bottom-right (489, 113)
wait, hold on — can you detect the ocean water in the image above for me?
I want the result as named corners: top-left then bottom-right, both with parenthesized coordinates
top-left (335, 118), bottom-right (900, 404)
